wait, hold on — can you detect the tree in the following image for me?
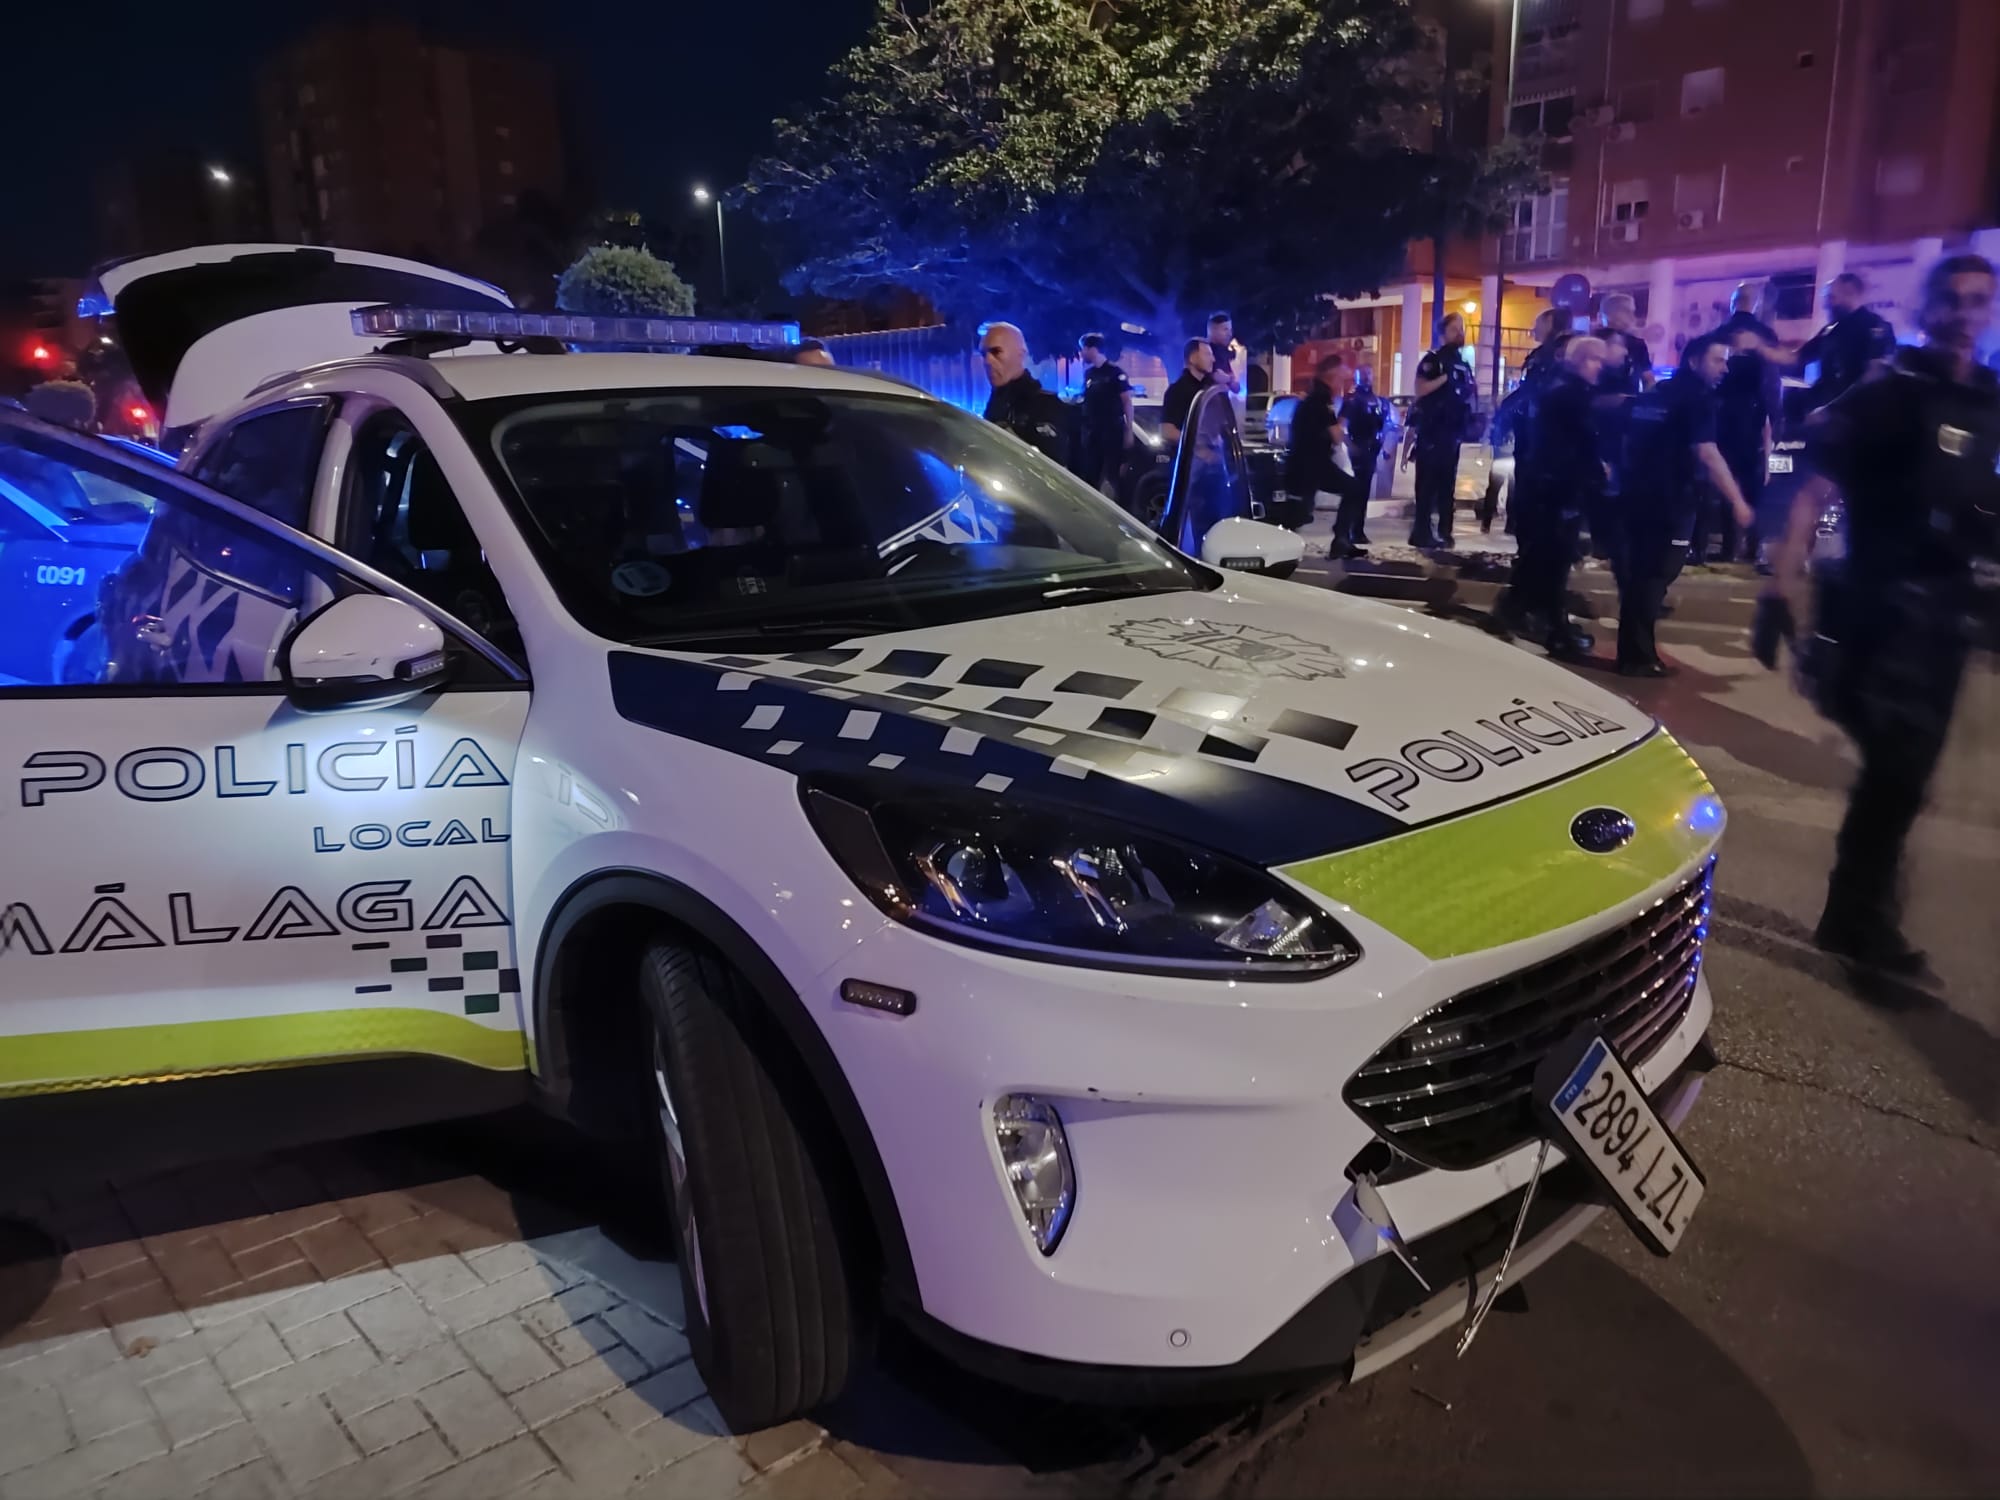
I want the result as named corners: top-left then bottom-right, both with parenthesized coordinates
top-left (555, 245), bottom-right (696, 319)
top-left (740, 0), bottom-right (1531, 353)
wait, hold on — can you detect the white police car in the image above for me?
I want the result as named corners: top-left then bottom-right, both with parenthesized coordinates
top-left (0, 246), bottom-right (1724, 1428)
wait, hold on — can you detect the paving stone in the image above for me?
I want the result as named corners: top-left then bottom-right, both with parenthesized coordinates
top-left (347, 1396), bottom-right (434, 1456)
top-left (0, 1387), bottom-right (72, 1477)
top-left (511, 1469), bottom-right (586, 1500)
top-left (230, 1339), bottom-right (380, 1416)
top-left (322, 1342), bottom-right (470, 1425)
top-left (538, 1404), bottom-right (653, 1490)
top-left (250, 1396), bottom-right (360, 1490)
top-left (416, 1369), bottom-right (522, 1459)
top-left (507, 1349), bottom-right (645, 1431)
top-left (263, 1268), bottom-right (401, 1334)
top-left (349, 1286), bottom-right (444, 1360)
top-left (295, 1220), bottom-right (384, 1283)
top-left (463, 1243), bottom-right (541, 1285)
top-left (628, 1434), bottom-right (754, 1498)
top-left (537, 1315), bottom-right (622, 1369)
top-left (435, 1271), bottom-right (560, 1336)
top-left (301, 1431), bottom-right (455, 1499)
top-left (139, 1358), bottom-right (244, 1446)
top-left (92, 1423), bottom-right (262, 1500)
top-left (457, 1317), bottom-right (561, 1396)
top-left (148, 1240), bottom-right (242, 1307)
top-left (600, 1306), bottom-right (690, 1374)
top-left (32, 1333), bottom-right (119, 1390)
top-left (339, 1192), bottom-right (426, 1241)
top-left (203, 1317), bottom-right (293, 1388)
top-left (405, 1434), bottom-right (557, 1500)
top-left (738, 1446), bottom-right (864, 1500)
top-left (282, 1312), bottom-right (362, 1361)
top-left (224, 1238), bottom-right (310, 1283)
top-left (0, 1415), bottom-right (166, 1500)
top-left (740, 1418), bottom-right (824, 1474)
top-left (628, 1360), bottom-right (706, 1421)
top-left (58, 1363), bottom-right (151, 1444)
top-left (97, 1282), bottom-right (195, 1352)
top-left (627, 1402), bottom-right (724, 1473)
top-left (202, 1457), bottom-right (289, 1500)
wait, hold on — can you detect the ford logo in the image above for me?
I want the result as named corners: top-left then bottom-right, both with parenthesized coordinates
top-left (1570, 807), bottom-right (1637, 855)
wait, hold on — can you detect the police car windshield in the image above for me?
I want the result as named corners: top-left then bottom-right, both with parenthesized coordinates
top-left (463, 388), bottom-right (1209, 646)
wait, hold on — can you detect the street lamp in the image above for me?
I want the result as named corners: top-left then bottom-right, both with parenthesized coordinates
top-left (207, 165), bottom-right (232, 187)
top-left (694, 185), bottom-right (728, 304)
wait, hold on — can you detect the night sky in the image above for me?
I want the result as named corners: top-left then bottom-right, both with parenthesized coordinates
top-left (3, 0), bottom-right (877, 279)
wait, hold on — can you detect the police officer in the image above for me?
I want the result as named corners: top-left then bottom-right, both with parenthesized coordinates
top-left (1160, 336), bottom-right (1215, 450)
top-left (1598, 293), bottom-right (1654, 394)
top-left (1764, 254), bottom-right (1998, 977)
top-left (1699, 325), bottom-right (1778, 564)
top-left (1501, 336), bottom-right (1607, 658)
top-left (979, 321), bottom-right (1068, 464)
top-left (1076, 332), bottom-right (1136, 502)
top-left (1341, 366), bottom-right (1388, 546)
top-left (1287, 353), bottom-right (1365, 557)
top-left (1797, 272), bottom-right (1897, 412)
top-left (1617, 336), bottom-right (1755, 676)
top-left (1407, 312), bottom-right (1476, 547)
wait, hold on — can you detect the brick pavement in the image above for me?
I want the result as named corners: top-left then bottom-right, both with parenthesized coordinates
top-left (0, 1136), bottom-right (901, 1500)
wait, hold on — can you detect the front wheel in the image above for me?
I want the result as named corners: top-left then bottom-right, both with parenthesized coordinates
top-left (639, 940), bottom-right (864, 1430)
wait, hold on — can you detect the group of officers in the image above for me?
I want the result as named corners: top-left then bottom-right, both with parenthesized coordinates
top-left (1434, 259), bottom-right (1999, 979)
top-left (974, 266), bottom-right (1997, 976)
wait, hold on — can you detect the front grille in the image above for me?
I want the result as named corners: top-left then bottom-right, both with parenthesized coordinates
top-left (1344, 860), bottom-right (1713, 1171)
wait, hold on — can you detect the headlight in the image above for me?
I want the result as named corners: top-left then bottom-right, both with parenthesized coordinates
top-left (803, 784), bottom-right (1359, 977)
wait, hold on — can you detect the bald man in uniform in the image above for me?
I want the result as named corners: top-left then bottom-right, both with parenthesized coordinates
top-left (979, 321), bottom-right (1069, 464)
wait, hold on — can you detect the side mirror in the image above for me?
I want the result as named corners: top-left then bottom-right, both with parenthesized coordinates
top-left (1201, 517), bottom-right (1306, 581)
top-left (284, 594), bottom-right (453, 713)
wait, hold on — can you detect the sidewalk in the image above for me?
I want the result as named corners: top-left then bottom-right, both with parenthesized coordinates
top-left (0, 1136), bottom-right (925, 1500)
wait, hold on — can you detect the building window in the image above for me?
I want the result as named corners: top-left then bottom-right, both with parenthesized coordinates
top-left (1508, 181), bottom-right (1570, 262)
top-left (1681, 67), bottom-right (1725, 116)
top-left (299, 84), bottom-right (316, 106)
top-left (1674, 170), bottom-right (1720, 228)
top-left (1876, 155), bottom-right (1926, 197)
top-left (1509, 93), bottom-right (1576, 139)
top-left (1786, 154), bottom-right (1808, 174)
top-left (496, 124), bottom-right (512, 139)
top-left (1797, 50), bottom-right (1816, 68)
top-left (1605, 178), bottom-right (1651, 225)
top-left (1617, 82), bottom-right (1658, 125)
top-left (1628, 0), bottom-right (1664, 20)
top-left (500, 192), bottom-right (518, 208)
top-left (499, 160), bottom-right (515, 177)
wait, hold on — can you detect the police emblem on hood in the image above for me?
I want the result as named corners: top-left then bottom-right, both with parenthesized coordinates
top-left (1110, 618), bottom-right (1350, 681)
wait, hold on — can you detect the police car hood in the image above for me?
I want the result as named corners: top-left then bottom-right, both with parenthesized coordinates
top-left (607, 576), bottom-right (1655, 870)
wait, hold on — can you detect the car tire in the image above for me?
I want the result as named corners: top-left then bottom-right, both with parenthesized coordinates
top-left (637, 939), bottom-right (862, 1431)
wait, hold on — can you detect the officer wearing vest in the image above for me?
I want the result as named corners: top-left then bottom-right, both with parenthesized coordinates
top-left (1763, 254), bottom-right (1999, 979)
top-left (1407, 313), bottom-right (1476, 548)
top-left (1616, 337), bottom-right (1755, 676)
top-left (1501, 336), bottom-right (1607, 659)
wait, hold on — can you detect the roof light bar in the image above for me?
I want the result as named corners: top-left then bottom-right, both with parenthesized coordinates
top-left (352, 305), bottom-right (801, 350)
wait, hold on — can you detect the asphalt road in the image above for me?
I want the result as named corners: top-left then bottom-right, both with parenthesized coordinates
top-left (1225, 570), bottom-right (2000, 1498)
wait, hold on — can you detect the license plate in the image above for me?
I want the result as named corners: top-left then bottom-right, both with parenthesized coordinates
top-left (1538, 1034), bottom-right (1705, 1255)
top-left (1768, 453), bottom-right (1794, 474)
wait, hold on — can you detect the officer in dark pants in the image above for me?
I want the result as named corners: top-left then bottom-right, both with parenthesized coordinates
top-left (1702, 326), bottom-right (1776, 563)
top-left (1765, 254), bottom-right (1999, 978)
top-left (1287, 354), bottom-right (1362, 555)
top-left (1616, 337), bottom-right (1754, 675)
top-left (1341, 366), bottom-right (1388, 545)
top-left (1407, 313), bottom-right (1475, 548)
top-left (1504, 336), bottom-right (1606, 658)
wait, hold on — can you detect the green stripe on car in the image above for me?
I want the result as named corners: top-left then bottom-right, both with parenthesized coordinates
top-left (0, 1008), bottom-right (527, 1097)
top-left (1281, 733), bottom-right (1719, 960)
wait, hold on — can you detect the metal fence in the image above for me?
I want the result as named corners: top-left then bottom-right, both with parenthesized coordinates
top-left (820, 325), bottom-right (993, 412)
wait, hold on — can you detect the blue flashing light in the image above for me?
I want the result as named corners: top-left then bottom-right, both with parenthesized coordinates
top-left (1686, 794), bottom-right (1725, 836)
top-left (351, 306), bottom-right (802, 351)
top-left (712, 425), bottom-right (764, 441)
